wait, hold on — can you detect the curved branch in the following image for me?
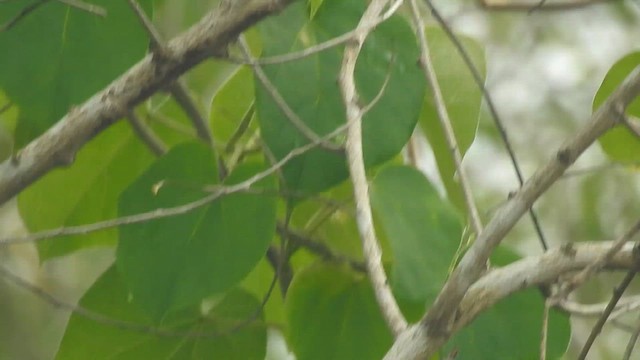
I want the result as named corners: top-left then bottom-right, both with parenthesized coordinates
top-left (385, 241), bottom-right (640, 359)
top-left (0, 0), bottom-right (294, 205)
top-left (385, 64), bottom-right (640, 358)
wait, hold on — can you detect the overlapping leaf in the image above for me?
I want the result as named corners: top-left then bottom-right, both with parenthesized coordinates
top-left (256, 0), bottom-right (425, 195)
top-left (0, 0), bottom-right (153, 146)
top-left (117, 143), bottom-right (276, 320)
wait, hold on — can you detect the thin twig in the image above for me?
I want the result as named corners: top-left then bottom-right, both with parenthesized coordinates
top-left (127, 0), bottom-right (213, 145)
top-left (225, 102), bottom-right (254, 154)
top-left (338, 0), bottom-right (407, 337)
top-left (556, 296), bottom-right (640, 319)
top-left (478, 0), bottom-right (616, 11)
top-left (126, 110), bottom-right (167, 156)
top-left (0, 264), bottom-right (277, 337)
top-left (540, 300), bottom-right (550, 360)
top-left (424, 0), bottom-right (549, 250)
top-left (238, 37), bottom-right (343, 153)
top-left (564, 218), bottom-right (640, 294)
top-left (225, 0), bottom-right (403, 66)
top-left (410, 0), bottom-right (483, 236)
top-left (622, 313), bottom-right (640, 360)
top-left (277, 224), bottom-right (367, 272)
top-left (577, 269), bottom-right (638, 360)
top-left (1, 0), bottom-right (49, 32)
top-left (55, 0), bottom-right (106, 17)
top-left (0, 123), bottom-right (349, 245)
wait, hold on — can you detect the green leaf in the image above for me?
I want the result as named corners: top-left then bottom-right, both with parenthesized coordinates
top-left (57, 266), bottom-right (266, 360)
top-left (419, 27), bottom-right (485, 213)
top-left (286, 264), bottom-right (393, 360)
top-left (18, 121), bottom-right (155, 260)
top-left (447, 248), bottom-right (570, 359)
top-left (0, 0), bottom-right (153, 146)
top-left (117, 143), bottom-right (276, 320)
top-left (593, 52), bottom-right (640, 163)
top-left (256, 0), bottom-right (425, 195)
top-left (209, 67), bottom-right (255, 144)
top-left (370, 165), bottom-right (462, 302)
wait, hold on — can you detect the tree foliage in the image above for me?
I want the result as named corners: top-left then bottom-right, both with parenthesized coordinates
top-left (0, 0), bottom-right (639, 359)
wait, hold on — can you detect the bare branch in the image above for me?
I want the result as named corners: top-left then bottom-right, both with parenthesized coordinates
top-left (424, 0), bottom-right (549, 250)
top-left (384, 65), bottom-right (640, 359)
top-left (0, 123), bottom-right (348, 245)
top-left (126, 0), bottom-right (213, 145)
top-left (238, 36), bottom-right (343, 153)
top-left (126, 110), bottom-right (167, 156)
top-left (478, 0), bottom-right (617, 11)
top-left (0, 264), bottom-right (276, 337)
top-left (410, 0), bottom-right (483, 236)
top-left (577, 268), bottom-right (637, 360)
top-left (338, 0), bottom-right (407, 337)
top-left (622, 313), bottom-right (640, 360)
top-left (56, 0), bottom-right (106, 17)
top-left (384, 241), bottom-right (640, 359)
top-left (0, 0), bottom-right (296, 205)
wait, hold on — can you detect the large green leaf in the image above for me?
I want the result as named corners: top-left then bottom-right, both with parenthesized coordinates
top-left (209, 66), bottom-right (255, 144)
top-left (117, 143), bottom-right (276, 320)
top-left (256, 0), bottom-right (425, 195)
top-left (370, 165), bottom-right (462, 302)
top-left (593, 52), bottom-right (640, 163)
top-left (419, 27), bottom-right (485, 213)
top-left (57, 266), bottom-right (266, 360)
top-left (286, 264), bottom-right (393, 360)
top-left (0, 0), bottom-right (153, 146)
top-left (18, 121), bottom-right (155, 260)
top-left (447, 247), bottom-right (570, 359)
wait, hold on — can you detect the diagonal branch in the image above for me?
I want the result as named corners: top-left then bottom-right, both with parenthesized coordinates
top-left (0, 0), bottom-right (295, 206)
top-left (384, 65), bottom-right (640, 359)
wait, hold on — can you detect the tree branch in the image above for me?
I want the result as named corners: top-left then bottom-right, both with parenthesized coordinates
top-left (384, 241), bottom-right (640, 359)
top-left (337, 0), bottom-right (407, 337)
top-left (384, 65), bottom-right (640, 359)
top-left (0, 0), bottom-right (295, 205)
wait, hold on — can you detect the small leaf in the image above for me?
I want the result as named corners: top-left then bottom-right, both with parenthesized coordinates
top-left (117, 143), bottom-right (276, 320)
top-left (57, 266), bottom-right (266, 359)
top-left (593, 52), bottom-right (640, 163)
top-left (286, 264), bottom-right (393, 360)
top-left (371, 165), bottom-right (462, 302)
